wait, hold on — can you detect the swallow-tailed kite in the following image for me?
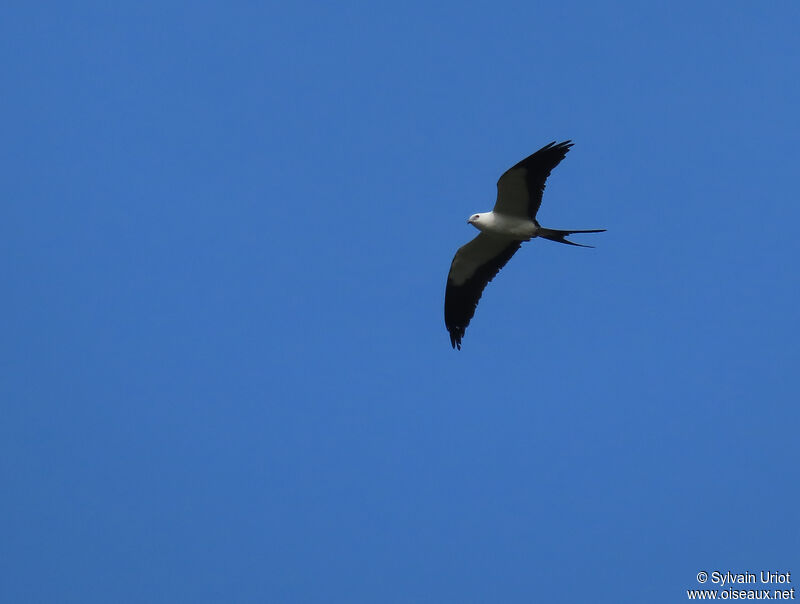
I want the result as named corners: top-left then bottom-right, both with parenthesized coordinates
top-left (444, 141), bottom-right (605, 349)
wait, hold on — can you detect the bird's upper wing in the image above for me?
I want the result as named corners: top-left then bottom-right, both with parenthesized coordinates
top-left (445, 233), bottom-right (522, 349)
top-left (493, 141), bottom-right (573, 220)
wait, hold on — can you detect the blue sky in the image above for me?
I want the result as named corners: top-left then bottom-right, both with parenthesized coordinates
top-left (2, 2), bottom-right (799, 602)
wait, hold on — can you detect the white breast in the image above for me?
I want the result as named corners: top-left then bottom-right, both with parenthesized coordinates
top-left (477, 212), bottom-right (538, 240)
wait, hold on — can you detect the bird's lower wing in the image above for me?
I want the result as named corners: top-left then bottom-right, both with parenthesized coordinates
top-left (444, 233), bottom-right (521, 349)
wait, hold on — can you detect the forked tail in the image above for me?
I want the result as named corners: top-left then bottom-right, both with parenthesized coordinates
top-left (537, 227), bottom-right (606, 248)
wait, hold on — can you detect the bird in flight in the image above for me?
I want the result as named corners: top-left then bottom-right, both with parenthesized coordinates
top-left (444, 141), bottom-right (605, 350)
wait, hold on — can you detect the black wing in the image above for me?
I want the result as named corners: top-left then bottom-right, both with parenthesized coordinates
top-left (494, 140), bottom-right (573, 220)
top-left (444, 234), bottom-right (522, 350)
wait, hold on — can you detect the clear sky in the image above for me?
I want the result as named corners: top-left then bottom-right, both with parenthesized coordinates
top-left (2, 2), bottom-right (799, 602)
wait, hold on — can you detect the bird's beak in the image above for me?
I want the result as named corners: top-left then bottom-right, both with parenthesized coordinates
top-left (467, 218), bottom-right (472, 224)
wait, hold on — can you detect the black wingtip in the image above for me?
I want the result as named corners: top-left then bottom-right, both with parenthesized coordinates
top-left (541, 140), bottom-right (573, 151)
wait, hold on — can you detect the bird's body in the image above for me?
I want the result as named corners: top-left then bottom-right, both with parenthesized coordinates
top-left (468, 212), bottom-right (539, 240)
top-left (444, 141), bottom-right (605, 350)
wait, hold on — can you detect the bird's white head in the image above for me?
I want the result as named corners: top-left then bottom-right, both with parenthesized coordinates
top-left (467, 213), bottom-right (483, 229)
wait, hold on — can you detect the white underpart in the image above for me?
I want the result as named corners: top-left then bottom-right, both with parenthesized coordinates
top-left (472, 211), bottom-right (538, 240)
